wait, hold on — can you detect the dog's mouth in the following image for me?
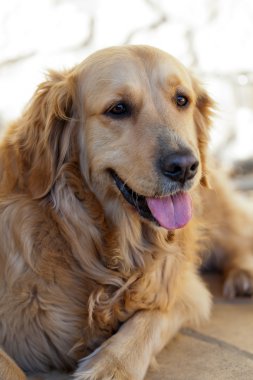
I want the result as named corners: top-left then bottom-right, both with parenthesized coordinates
top-left (110, 170), bottom-right (192, 230)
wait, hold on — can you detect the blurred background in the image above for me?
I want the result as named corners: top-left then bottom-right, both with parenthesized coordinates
top-left (0, 0), bottom-right (253, 185)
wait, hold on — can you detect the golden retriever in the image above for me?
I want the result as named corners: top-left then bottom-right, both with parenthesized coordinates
top-left (0, 45), bottom-right (253, 380)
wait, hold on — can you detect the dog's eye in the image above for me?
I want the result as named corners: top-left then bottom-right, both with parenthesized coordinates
top-left (176, 95), bottom-right (189, 107)
top-left (106, 102), bottom-right (130, 117)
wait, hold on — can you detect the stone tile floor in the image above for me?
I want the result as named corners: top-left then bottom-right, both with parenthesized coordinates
top-left (146, 274), bottom-right (253, 380)
top-left (29, 274), bottom-right (253, 380)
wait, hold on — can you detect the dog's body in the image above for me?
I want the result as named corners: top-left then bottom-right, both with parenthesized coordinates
top-left (0, 45), bottom-right (253, 380)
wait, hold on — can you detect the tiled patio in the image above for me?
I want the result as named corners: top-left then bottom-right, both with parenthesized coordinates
top-left (146, 274), bottom-right (253, 380)
top-left (28, 273), bottom-right (253, 380)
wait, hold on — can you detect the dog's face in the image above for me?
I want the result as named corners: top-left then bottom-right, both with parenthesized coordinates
top-left (23, 45), bottom-right (213, 230)
top-left (75, 46), bottom-right (213, 229)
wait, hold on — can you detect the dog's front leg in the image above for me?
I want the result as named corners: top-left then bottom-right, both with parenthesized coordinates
top-left (74, 309), bottom-right (184, 380)
top-left (74, 272), bottom-right (211, 380)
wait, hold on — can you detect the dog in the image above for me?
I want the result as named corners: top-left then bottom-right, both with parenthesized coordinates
top-left (0, 45), bottom-right (253, 380)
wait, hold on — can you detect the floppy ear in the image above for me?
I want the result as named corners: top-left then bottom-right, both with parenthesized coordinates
top-left (193, 78), bottom-right (215, 188)
top-left (20, 70), bottom-right (78, 198)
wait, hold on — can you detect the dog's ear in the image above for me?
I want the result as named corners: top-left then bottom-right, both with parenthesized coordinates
top-left (193, 78), bottom-right (215, 188)
top-left (21, 70), bottom-right (78, 198)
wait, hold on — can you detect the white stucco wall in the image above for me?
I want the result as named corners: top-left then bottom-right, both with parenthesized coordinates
top-left (1, 0), bottom-right (253, 162)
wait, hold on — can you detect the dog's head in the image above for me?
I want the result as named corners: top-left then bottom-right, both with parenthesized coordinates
top-left (77, 46), bottom-right (214, 229)
top-left (22, 45), bottom-right (214, 230)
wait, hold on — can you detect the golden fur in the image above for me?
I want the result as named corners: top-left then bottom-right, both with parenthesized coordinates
top-left (0, 45), bottom-right (253, 380)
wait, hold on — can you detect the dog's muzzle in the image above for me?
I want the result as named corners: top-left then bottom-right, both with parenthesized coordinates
top-left (110, 170), bottom-right (192, 230)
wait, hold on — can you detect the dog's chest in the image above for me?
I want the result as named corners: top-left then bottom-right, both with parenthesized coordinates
top-left (0, 267), bottom-right (91, 372)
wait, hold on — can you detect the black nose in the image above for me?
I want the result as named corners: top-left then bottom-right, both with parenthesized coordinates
top-left (160, 151), bottom-right (199, 184)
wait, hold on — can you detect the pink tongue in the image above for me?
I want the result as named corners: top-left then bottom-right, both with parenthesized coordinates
top-left (146, 192), bottom-right (192, 230)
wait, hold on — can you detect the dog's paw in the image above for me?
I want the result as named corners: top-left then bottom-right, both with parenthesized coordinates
top-left (73, 346), bottom-right (134, 380)
top-left (223, 268), bottom-right (253, 298)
